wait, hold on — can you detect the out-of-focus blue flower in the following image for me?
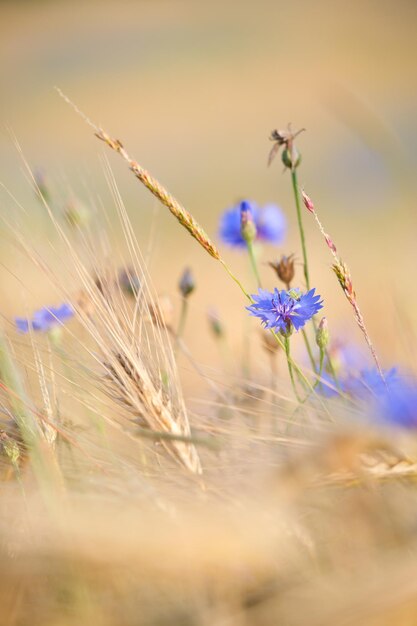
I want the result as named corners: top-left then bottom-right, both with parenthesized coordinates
top-left (219, 200), bottom-right (286, 247)
top-left (376, 379), bottom-right (417, 428)
top-left (317, 371), bottom-right (342, 398)
top-left (16, 303), bottom-right (74, 333)
top-left (247, 287), bottom-right (323, 336)
top-left (327, 340), bottom-right (366, 375)
top-left (345, 367), bottom-right (398, 399)
top-left (317, 366), bottom-right (399, 400)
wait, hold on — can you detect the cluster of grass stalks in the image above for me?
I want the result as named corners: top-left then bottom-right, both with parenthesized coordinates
top-left (1, 100), bottom-right (417, 626)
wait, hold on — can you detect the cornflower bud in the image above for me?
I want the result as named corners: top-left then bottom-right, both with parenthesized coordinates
top-left (65, 199), bottom-right (91, 228)
top-left (119, 267), bottom-right (141, 297)
top-left (207, 307), bottom-right (224, 338)
top-left (240, 200), bottom-right (257, 244)
top-left (178, 267), bottom-right (195, 298)
top-left (34, 169), bottom-right (50, 203)
top-left (269, 254), bottom-right (295, 288)
top-left (316, 317), bottom-right (329, 350)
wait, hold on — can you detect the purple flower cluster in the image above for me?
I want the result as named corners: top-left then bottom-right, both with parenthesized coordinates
top-left (16, 303), bottom-right (74, 333)
top-left (219, 200), bottom-right (286, 248)
top-left (247, 287), bottom-right (323, 336)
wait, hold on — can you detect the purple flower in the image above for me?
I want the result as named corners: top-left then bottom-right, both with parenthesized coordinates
top-left (247, 287), bottom-right (323, 336)
top-left (16, 303), bottom-right (74, 333)
top-left (219, 200), bottom-right (286, 247)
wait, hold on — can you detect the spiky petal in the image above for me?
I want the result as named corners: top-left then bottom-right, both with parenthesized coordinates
top-left (246, 287), bottom-right (323, 336)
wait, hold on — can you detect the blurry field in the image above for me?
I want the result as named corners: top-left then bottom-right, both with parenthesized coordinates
top-left (1, 0), bottom-right (417, 374)
top-left (1, 1), bottom-right (417, 625)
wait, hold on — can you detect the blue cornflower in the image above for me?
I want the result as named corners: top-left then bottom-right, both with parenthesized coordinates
top-left (247, 287), bottom-right (323, 336)
top-left (345, 367), bottom-right (398, 399)
top-left (376, 379), bottom-right (417, 428)
top-left (219, 200), bottom-right (286, 247)
top-left (16, 303), bottom-right (74, 333)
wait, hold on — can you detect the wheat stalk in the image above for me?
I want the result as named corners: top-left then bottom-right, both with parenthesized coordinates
top-left (302, 190), bottom-right (385, 383)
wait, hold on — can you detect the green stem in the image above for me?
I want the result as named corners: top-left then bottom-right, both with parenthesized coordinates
top-left (284, 336), bottom-right (301, 401)
top-left (220, 260), bottom-right (251, 300)
top-left (175, 297), bottom-right (188, 352)
top-left (325, 349), bottom-right (340, 388)
top-left (291, 169), bottom-right (310, 290)
top-left (313, 347), bottom-right (325, 390)
top-left (246, 240), bottom-right (262, 288)
top-left (291, 170), bottom-right (341, 387)
top-left (302, 328), bottom-right (317, 372)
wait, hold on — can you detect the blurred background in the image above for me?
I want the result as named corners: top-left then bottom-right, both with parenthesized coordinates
top-left (0, 0), bottom-right (416, 381)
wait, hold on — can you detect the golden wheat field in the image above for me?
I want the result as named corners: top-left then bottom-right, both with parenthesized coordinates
top-left (1, 1), bottom-right (417, 625)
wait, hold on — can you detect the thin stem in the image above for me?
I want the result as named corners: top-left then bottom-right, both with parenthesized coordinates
top-left (220, 260), bottom-right (252, 300)
top-left (313, 347), bottom-right (325, 389)
top-left (291, 169), bottom-right (310, 290)
top-left (246, 240), bottom-right (262, 288)
top-left (302, 328), bottom-right (317, 372)
top-left (284, 336), bottom-right (301, 401)
top-left (175, 297), bottom-right (188, 353)
top-left (291, 174), bottom-right (343, 387)
top-left (325, 351), bottom-right (340, 389)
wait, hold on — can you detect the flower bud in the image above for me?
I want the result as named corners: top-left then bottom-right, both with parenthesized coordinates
top-left (178, 267), bottom-right (195, 298)
top-left (207, 307), bottom-right (224, 338)
top-left (269, 254), bottom-right (295, 287)
top-left (65, 199), bottom-right (91, 229)
top-left (34, 169), bottom-right (50, 203)
top-left (316, 317), bottom-right (329, 350)
top-left (119, 267), bottom-right (141, 297)
top-left (282, 146), bottom-right (302, 170)
top-left (240, 200), bottom-right (257, 244)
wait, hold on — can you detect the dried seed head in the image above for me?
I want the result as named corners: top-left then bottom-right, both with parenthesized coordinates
top-left (268, 125), bottom-right (305, 168)
top-left (301, 190), bottom-right (315, 213)
top-left (269, 254), bottom-right (295, 287)
top-left (178, 267), bottom-right (195, 298)
top-left (325, 235), bottom-right (337, 254)
top-left (332, 261), bottom-right (355, 300)
top-left (316, 317), bottom-right (329, 350)
top-left (94, 129), bottom-right (221, 261)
